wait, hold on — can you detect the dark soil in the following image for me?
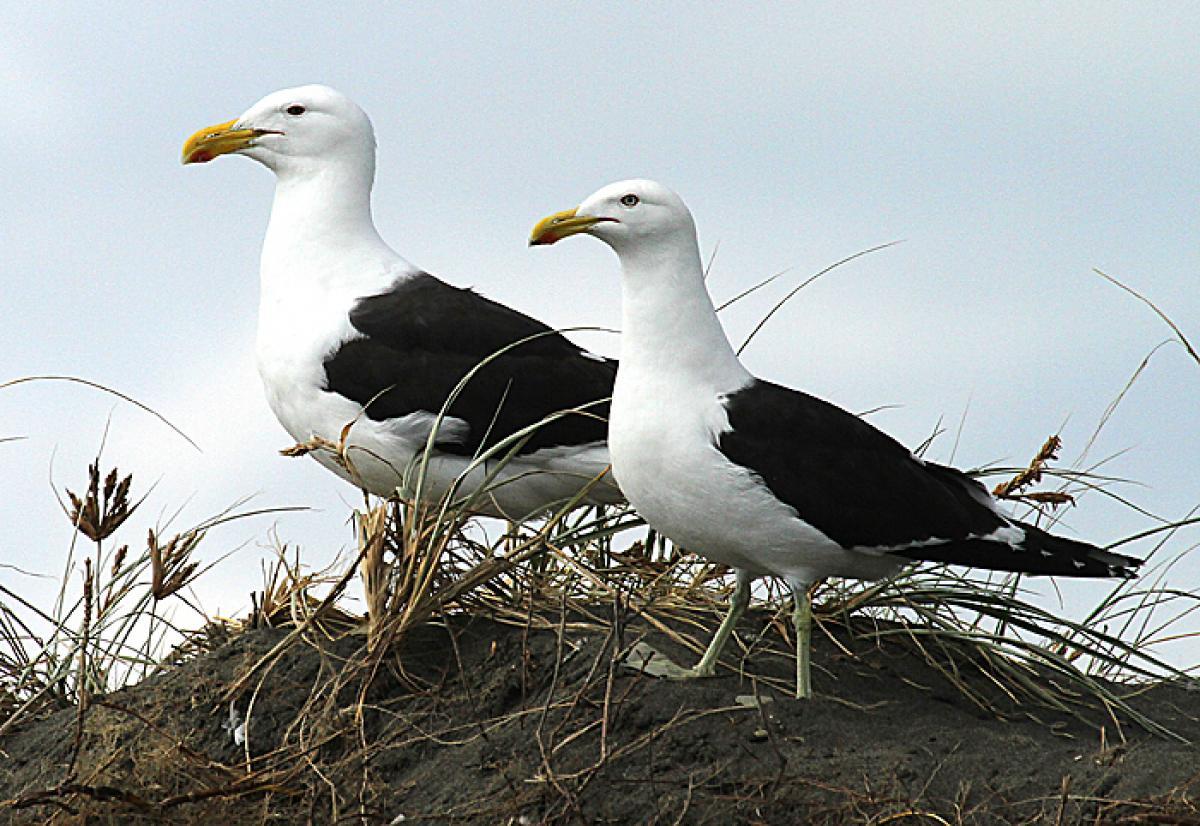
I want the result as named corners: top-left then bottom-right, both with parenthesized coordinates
top-left (1, 607), bottom-right (1198, 825)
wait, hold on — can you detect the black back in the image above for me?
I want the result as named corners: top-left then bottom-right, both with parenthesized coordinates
top-left (719, 379), bottom-right (1004, 550)
top-left (718, 379), bottom-right (1139, 577)
top-left (323, 273), bottom-right (616, 456)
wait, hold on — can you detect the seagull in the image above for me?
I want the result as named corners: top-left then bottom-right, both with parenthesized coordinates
top-left (181, 86), bottom-right (620, 520)
top-left (530, 178), bottom-right (1141, 698)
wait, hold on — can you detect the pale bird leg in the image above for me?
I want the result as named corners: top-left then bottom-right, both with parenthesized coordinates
top-left (690, 568), bottom-right (752, 678)
top-left (790, 580), bottom-right (813, 699)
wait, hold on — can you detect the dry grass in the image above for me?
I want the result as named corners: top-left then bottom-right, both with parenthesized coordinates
top-left (208, 423), bottom-right (1198, 751)
top-left (0, 453), bottom-right (300, 744)
top-left (2, 401), bottom-right (1195, 727)
top-left (2, 268), bottom-right (1199, 822)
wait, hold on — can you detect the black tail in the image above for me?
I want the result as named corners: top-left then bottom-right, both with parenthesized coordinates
top-left (890, 520), bottom-right (1142, 579)
top-left (1015, 521), bottom-right (1142, 579)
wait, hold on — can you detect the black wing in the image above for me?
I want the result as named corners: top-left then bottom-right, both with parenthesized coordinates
top-left (718, 380), bottom-right (1138, 577)
top-left (323, 273), bottom-right (616, 456)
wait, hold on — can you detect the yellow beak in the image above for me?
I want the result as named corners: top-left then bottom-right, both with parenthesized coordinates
top-left (181, 119), bottom-right (275, 165)
top-left (528, 208), bottom-right (613, 246)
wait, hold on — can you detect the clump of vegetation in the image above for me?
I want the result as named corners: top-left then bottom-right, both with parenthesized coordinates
top-left (1, 267), bottom-right (1198, 822)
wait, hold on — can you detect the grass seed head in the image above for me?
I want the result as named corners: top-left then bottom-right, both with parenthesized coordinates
top-left (148, 528), bottom-right (204, 601)
top-left (993, 435), bottom-right (1065, 500)
top-left (64, 463), bottom-right (137, 542)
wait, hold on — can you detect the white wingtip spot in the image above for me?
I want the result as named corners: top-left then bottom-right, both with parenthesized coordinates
top-left (982, 523), bottom-right (1026, 548)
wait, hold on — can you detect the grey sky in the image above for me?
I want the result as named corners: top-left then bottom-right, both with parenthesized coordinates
top-left (3, 3), bottom-right (1197, 659)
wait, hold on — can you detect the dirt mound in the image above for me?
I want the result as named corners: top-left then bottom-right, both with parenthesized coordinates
top-left (2, 610), bottom-right (1198, 824)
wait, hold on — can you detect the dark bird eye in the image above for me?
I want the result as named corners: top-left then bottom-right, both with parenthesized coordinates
top-left (286, 104), bottom-right (306, 116)
top-left (620, 193), bottom-right (640, 207)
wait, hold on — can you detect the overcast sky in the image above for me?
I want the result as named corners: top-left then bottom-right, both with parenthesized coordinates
top-left (3, 3), bottom-right (1198, 662)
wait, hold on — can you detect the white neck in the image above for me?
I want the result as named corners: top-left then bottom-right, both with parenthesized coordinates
top-left (616, 236), bottom-right (750, 393)
top-left (259, 158), bottom-right (412, 297)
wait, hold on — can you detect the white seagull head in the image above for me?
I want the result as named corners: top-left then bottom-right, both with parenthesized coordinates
top-left (181, 84), bottom-right (375, 177)
top-left (529, 179), bottom-right (697, 257)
